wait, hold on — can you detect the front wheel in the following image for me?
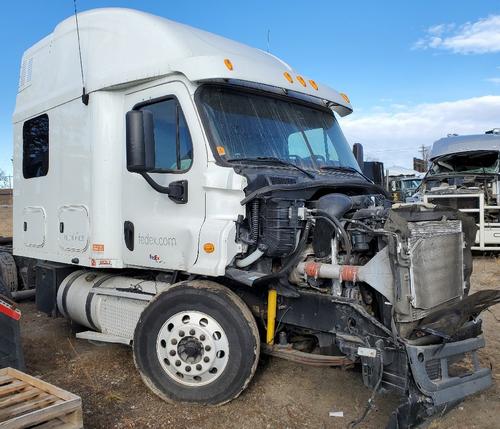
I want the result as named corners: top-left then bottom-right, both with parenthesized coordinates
top-left (133, 280), bottom-right (260, 405)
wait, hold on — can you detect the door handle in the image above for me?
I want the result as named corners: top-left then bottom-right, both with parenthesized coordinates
top-left (124, 221), bottom-right (134, 251)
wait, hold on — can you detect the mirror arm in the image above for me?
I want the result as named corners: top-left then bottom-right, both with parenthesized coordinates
top-left (140, 173), bottom-right (188, 204)
top-left (141, 172), bottom-right (171, 194)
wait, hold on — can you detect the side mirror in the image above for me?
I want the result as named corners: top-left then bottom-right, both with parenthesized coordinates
top-left (126, 110), bottom-right (188, 204)
top-left (352, 143), bottom-right (364, 170)
top-left (126, 110), bottom-right (155, 172)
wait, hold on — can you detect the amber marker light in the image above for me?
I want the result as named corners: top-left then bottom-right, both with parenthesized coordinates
top-left (340, 92), bottom-right (350, 103)
top-left (283, 72), bottom-right (293, 83)
top-left (309, 79), bottom-right (319, 90)
top-left (203, 243), bottom-right (215, 253)
top-left (296, 75), bottom-right (307, 87)
top-left (224, 58), bottom-right (234, 71)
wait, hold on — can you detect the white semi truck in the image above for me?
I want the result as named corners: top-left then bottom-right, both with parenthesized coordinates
top-left (421, 130), bottom-right (500, 250)
top-left (5, 8), bottom-right (500, 428)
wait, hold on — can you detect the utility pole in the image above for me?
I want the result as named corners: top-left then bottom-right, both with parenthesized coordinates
top-left (419, 145), bottom-right (427, 162)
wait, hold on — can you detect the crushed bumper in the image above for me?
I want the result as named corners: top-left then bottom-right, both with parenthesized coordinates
top-left (406, 335), bottom-right (492, 406)
top-left (388, 335), bottom-right (491, 428)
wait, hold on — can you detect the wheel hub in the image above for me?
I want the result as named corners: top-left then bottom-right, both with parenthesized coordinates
top-left (156, 310), bottom-right (229, 386)
top-left (177, 336), bottom-right (203, 364)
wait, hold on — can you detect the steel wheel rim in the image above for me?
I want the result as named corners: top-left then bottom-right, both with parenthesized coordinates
top-left (156, 310), bottom-right (230, 387)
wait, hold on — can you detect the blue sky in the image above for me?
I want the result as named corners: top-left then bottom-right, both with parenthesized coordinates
top-left (1, 0), bottom-right (500, 175)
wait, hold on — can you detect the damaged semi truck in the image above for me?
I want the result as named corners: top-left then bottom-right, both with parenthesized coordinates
top-left (421, 130), bottom-right (500, 250)
top-left (10, 8), bottom-right (500, 428)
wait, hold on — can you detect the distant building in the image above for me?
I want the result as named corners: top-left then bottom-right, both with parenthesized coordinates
top-left (0, 189), bottom-right (13, 238)
top-left (413, 157), bottom-right (428, 173)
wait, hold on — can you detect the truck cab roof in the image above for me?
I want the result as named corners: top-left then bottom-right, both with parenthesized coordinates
top-left (430, 133), bottom-right (500, 160)
top-left (14, 7), bottom-right (352, 123)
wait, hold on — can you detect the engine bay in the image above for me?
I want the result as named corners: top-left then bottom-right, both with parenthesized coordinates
top-left (227, 168), bottom-right (500, 427)
top-left (233, 173), bottom-right (479, 336)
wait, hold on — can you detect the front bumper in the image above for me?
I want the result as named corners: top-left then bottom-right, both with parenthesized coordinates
top-left (406, 335), bottom-right (491, 407)
top-left (388, 335), bottom-right (492, 428)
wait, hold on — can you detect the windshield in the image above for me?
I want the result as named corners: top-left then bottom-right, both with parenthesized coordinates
top-left (401, 179), bottom-right (421, 189)
top-left (428, 151), bottom-right (499, 176)
top-left (198, 86), bottom-right (360, 172)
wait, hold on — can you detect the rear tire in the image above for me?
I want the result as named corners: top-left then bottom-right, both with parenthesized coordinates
top-left (133, 280), bottom-right (260, 405)
top-left (0, 277), bottom-right (12, 299)
top-left (0, 252), bottom-right (17, 295)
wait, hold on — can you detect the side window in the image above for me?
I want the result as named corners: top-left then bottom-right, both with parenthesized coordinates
top-left (139, 98), bottom-right (193, 172)
top-left (23, 114), bottom-right (49, 179)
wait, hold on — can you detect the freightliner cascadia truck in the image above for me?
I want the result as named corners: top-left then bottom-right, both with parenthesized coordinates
top-left (6, 8), bottom-right (500, 428)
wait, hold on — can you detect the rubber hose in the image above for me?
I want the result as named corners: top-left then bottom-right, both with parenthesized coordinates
top-left (236, 248), bottom-right (265, 268)
top-left (314, 210), bottom-right (352, 261)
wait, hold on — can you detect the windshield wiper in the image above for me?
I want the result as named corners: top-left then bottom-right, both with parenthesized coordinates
top-left (226, 157), bottom-right (315, 178)
top-left (320, 165), bottom-right (372, 182)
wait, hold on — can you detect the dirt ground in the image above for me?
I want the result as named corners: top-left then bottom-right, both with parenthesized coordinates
top-left (18, 257), bottom-right (500, 429)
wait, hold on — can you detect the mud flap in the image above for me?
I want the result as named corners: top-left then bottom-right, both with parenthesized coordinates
top-left (0, 296), bottom-right (24, 370)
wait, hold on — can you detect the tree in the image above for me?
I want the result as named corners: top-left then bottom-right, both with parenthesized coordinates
top-left (0, 168), bottom-right (12, 189)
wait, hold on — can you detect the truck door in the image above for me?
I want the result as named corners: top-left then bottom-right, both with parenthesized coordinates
top-left (122, 82), bottom-right (206, 271)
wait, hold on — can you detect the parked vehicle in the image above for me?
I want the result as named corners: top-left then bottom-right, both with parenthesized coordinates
top-left (4, 8), bottom-right (499, 428)
top-left (385, 167), bottom-right (422, 202)
top-left (420, 130), bottom-right (500, 250)
top-left (389, 177), bottom-right (422, 202)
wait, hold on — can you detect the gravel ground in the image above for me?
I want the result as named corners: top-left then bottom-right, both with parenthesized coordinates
top-left (18, 257), bottom-right (500, 428)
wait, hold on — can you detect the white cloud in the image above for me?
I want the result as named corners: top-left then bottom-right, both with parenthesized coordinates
top-left (341, 95), bottom-right (500, 168)
top-left (486, 77), bottom-right (500, 84)
top-left (414, 15), bottom-right (500, 54)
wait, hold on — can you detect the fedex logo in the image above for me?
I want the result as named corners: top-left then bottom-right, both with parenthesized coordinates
top-left (149, 254), bottom-right (162, 263)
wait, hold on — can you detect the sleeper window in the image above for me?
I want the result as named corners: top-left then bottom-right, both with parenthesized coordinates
top-left (23, 114), bottom-right (49, 179)
top-left (139, 99), bottom-right (193, 172)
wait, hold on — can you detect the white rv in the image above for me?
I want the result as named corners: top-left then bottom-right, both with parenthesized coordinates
top-left (8, 8), bottom-right (499, 426)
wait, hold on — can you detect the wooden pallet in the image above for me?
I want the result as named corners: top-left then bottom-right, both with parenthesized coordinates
top-left (0, 368), bottom-right (82, 429)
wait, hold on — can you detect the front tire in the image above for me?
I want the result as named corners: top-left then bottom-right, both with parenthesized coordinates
top-left (133, 280), bottom-right (260, 405)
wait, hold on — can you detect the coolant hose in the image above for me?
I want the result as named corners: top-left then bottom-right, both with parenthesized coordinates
top-left (235, 248), bottom-right (265, 268)
top-left (314, 210), bottom-right (352, 261)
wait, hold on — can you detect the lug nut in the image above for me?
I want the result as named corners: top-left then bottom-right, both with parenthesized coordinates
top-left (200, 335), bottom-right (206, 341)
top-left (190, 329), bottom-right (195, 336)
top-left (179, 330), bottom-right (185, 337)
top-left (169, 350), bottom-right (176, 356)
top-left (205, 345), bottom-right (211, 352)
top-left (196, 364), bottom-right (202, 371)
top-left (175, 360), bottom-right (181, 367)
top-left (171, 339), bottom-right (178, 345)
top-left (185, 366), bottom-right (191, 372)
top-left (203, 356), bottom-right (210, 363)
